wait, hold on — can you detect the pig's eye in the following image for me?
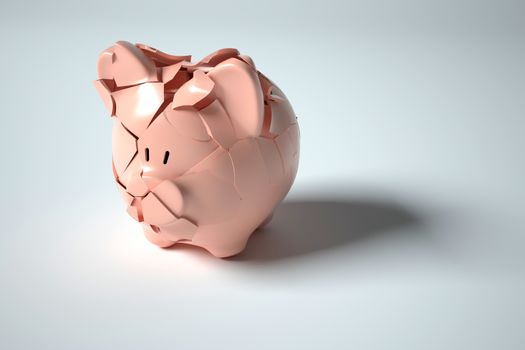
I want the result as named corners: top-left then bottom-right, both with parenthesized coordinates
top-left (163, 151), bottom-right (170, 165)
top-left (145, 148), bottom-right (150, 162)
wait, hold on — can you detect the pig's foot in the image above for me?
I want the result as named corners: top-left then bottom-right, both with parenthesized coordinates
top-left (256, 211), bottom-right (274, 230)
top-left (204, 237), bottom-right (250, 258)
top-left (143, 227), bottom-right (176, 248)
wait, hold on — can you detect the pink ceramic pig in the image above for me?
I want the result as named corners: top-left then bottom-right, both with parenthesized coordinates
top-left (94, 41), bottom-right (299, 257)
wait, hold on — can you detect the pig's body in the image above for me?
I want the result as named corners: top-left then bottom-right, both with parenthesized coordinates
top-left (94, 41), bottom-right (299, 257)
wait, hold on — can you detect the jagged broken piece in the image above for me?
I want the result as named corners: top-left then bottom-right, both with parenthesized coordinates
top-left (229, 138), bottom-right (269, 197)
top-left (164, 107), bottom-right (210, 142)
top-left (274, 130), bottom-right (295, 177)
top-left (111, 82), bottom-right (164, 137)
top-left (161, 62), bottom-right (183, 84)
top-left (136, 43), bottom-right (191, 66)
top-left (255, 137), bottom-right (285, 184)
top-left (172, 70), bottom-right (216, 110)
top-left (127, 205), bottom-right (141, 222)
top-left (116, 181), bottom-right (134, 206)
top-left (186, 148), bottom-right (234, 184)
top-left (112, 121), bottom-right (137, 176)
top-left (151, 180), bottom-right (184, 217)
top-left (142, 192), bottom-right (177, 226)
top-left (198, 100), bottom-right (237, 149)
top-left (111, 41), bottom-right (158, 87)
top-left (198, 48), bottom-right (240, 66)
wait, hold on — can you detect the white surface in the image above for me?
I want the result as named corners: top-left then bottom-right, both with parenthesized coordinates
top-left (1, 0), bottom-right (524, 349)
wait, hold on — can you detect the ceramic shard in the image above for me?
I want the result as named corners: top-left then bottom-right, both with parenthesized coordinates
top-left (255, 137), bottom-right (285, 184)
top-left (229, 138), bottom-right (269, 198)
top-left (112, 41), bottom-right (158, 86)
top-left (274, 130), bottom-right (295, 177)
top-left (141, 192), bottom-right (177, 226)
top-left (186, 148), bottom-right (234, 185)
top-left (172, 70), bottom-right (216, 110)
top-left (151, 180), bottom-right (184, 217)
top-left (164, 107), bottom-right (210, 142)
top-left (111, 121), bottom-right (137, 176)
top-left (111, 82), bottom-right (165, 137)
top-left (136, 43), bottom-right (191, 65)
top-left (198, 100), bottom-right (237, 149)
top-left (197, 48), bottom-right (240, 66)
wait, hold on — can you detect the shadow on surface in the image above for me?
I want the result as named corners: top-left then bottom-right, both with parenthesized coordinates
top-left (234, 198), bottom-right (421, 262)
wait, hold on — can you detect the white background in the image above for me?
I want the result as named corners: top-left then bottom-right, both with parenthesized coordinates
top-left (1, 0), bottom-right (524, 348)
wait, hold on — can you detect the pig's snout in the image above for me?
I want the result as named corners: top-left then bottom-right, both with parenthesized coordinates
top-left (141, 165), bottom-right (163, 190)
top-left (125, 166), bottom-right (162, 197)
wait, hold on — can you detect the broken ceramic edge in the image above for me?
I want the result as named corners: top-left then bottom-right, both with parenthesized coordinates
top-left (172, 70), bottom-right (216, 110)
top-left (145, 98), bottom-right (172, 130)
top-left (135, 43), bottom-right (192, 65)
top-left (254, 137), bottom-right (285, 184)
top-left (110, 41), bottom-right (158, 87)
top-left (224, 151), bottom-right (243, 199)
top-left (112, 120), bottom-right (139, 177)
top-left (160, 62), bottom-right (183, 84)
top-left (126, 172), bottom-right (150, 198)
top-left (94, 80), bottom-right (115, 115)
top-left (197, 99), bottom-right (238, 149)
top-left (270, 137), bottom-right (288, 178)
top-left (142, 190), bottom-right (199, 231)
top-left (142, 192), bottom-right (177, 226)
top-left (183, 147), bottom-right (235, 186)
top-left (97, 47), bottom-right (115, 80)
top-left (273, 130), bottom-right (295, 177)
top-left (116, 181), bottom-right (134, 206)
top-left (228, 138), bottom-right (269, 198)
top-left (163, 106), bottom-right (211, 142)
top-left (127, 204), bottom-right (142, 222)
top-left (198, 48), bottom-right (240, 65)
top-left (260, 103), bottom-right (274, 138)
top-left (151, 180), bottom-right (185, 216)
top-left (111, 82), bottom-right (165, 137)
top-left (236, 54), bottom-right (256, 70)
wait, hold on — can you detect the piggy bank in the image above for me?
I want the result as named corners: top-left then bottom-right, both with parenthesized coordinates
top-left (94, 41), bottom-right (299, 257)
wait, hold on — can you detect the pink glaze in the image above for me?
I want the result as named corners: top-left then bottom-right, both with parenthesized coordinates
top-left (94, 41), bottom-right (299, 257)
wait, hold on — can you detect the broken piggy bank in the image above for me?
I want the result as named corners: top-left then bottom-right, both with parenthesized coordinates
top-left (93, 41), bottom-right (299, 257)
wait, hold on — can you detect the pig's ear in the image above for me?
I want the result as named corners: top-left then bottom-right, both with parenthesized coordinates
top-left (97, 41), bottom-right (158, 87)
top-left (207, 58), bottom-right (264, 139)
top-left (94, 41), bottom-right (159, 116)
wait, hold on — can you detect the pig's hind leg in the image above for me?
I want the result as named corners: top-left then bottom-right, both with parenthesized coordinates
top-left (256, 211), bottom-right (274, 230)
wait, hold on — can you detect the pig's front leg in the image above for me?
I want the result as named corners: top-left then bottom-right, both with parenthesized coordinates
top-left (143, 224), bottom-right (175, 248)
top-left (172, 171), bottom-right (241, 227)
